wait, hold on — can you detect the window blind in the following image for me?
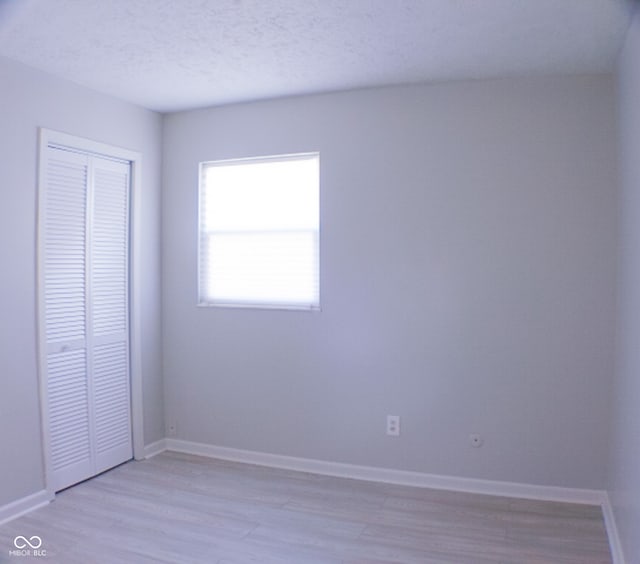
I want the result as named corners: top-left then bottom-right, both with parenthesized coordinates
top-left (199, 153), bottom-right (320, 310)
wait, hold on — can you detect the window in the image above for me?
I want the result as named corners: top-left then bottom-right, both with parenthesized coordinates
top-left (199, 153), bottom-right (320, 310)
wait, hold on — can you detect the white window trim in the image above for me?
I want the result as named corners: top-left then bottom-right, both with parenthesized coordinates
top-left (197, 152), bottom-right (320, 312)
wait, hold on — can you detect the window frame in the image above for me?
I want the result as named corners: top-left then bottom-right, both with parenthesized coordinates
top-left (197, 152), bottom-right (320, 311)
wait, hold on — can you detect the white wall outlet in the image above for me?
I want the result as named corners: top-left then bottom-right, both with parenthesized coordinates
top-left (386, 415), bottom-right (400, 436)
top-left (168, 422), bottom-right (177, 437)
top-left (469, 433), bottom-right (484, 447)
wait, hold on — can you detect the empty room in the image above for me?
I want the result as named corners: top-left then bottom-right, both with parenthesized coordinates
top-left (1, 0), bottom-right (639, 562)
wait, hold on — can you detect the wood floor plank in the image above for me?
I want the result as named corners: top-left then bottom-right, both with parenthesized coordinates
top-left (0, 451), bottom-right (612, 563)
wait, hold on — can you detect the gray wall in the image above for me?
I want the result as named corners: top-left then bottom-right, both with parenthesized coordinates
top-left (0, 56), bottom-right (164, 507)
top-left (162, 75), bottom-right (617, 489)
top-left (608, 7), bottom-right (640, 561)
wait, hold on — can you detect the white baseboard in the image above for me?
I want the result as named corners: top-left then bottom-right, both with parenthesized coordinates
top-left (163, 438), bottom-right (605, 506)
top-left (0, 490), bottom-right (53, 526)
top-left (143, 438), bottom-right (167, 459)
top-left (602, 493), bottom-right (626, 564)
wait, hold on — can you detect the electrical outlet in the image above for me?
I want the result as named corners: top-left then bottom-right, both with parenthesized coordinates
top-left (168, 422), bottom-right (177, 437)
top-left (469, 433), bottom-right (483, 447)
top-left (386, 415), bottom-right (400, 436)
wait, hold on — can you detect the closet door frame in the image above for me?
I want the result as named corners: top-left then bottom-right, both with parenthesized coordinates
top-left (36, 128), bottom-right (145, 497)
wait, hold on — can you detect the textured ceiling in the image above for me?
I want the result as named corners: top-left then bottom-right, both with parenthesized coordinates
top-left (0, 0), bottom-right (634, 113)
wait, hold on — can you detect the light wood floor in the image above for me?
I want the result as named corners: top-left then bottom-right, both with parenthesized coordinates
top-left (0, 451), bottom-right (612, 563)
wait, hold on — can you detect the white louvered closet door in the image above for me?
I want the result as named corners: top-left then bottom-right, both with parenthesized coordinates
top-left (43, 149), bottom-right (93, 491)
top-left (42, 146), bottom-right (132, 492)
top-left (90, 158), bottom-right (132, 475)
